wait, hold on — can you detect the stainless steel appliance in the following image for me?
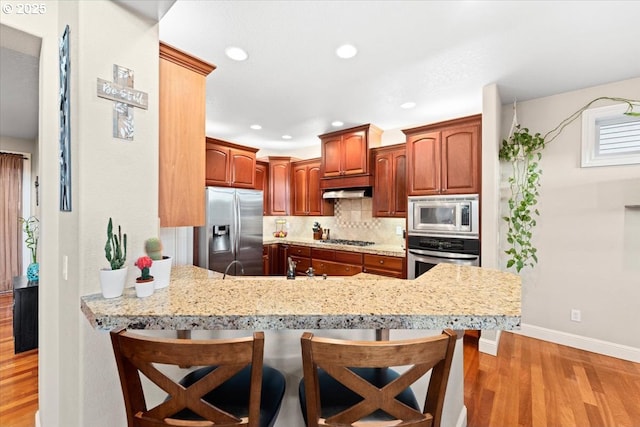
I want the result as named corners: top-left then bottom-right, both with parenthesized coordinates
top-left (407, 194), bottom-right (480, 279)
top-left (197, 187), bottom-right (263, 276)
top-left (407, 235), bottom-right (480, 279)
top-left (408, 194), bottom-right (479, 238)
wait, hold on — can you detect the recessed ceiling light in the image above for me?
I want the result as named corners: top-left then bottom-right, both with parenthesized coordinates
top-left (331, 121), bottom-right (344, 127)
top-left (336, 44), bottom-right (357, 59)
top-left (401, 102), bottom-right (416, 109)
top-left (225, 46), bottom-right (248, 61)
top-left (250, 124), bottom-right (262, 130)
top-left (282, 135), bottom-right (292, 140)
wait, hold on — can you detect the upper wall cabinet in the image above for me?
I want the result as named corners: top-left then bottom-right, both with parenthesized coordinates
top-left (267, 156), bottom-right (293, 216)
top-left (319, 124), bottom-right (382, 190)
top-left (255, 160), bottom-right (269, 216)
top-left (205, 138), bottom-right (258, 188)
top-left (403, 114), bottom-right (481, 196)
top-left (159, 42), bottom-right (215, 227)
top-left (372, 144), bottom-right (407, 218)
top-left (292, 158), bottom-right (334, 216)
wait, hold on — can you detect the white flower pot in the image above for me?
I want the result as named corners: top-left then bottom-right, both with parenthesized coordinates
top-left (135, 279), bottom-right (155, 298)
top-left (149, 256), bottom-right (172, 289)
top-left (99, 266), bottom-right (128, 298)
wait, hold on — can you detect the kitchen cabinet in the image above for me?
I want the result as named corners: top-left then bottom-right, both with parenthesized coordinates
top-left (159, 42), bottom-right (215, 227)
top-left (255, 160), bottom-right (269, 215)
top-left (292, 159), bottom-right (334, 216)
top-left (311, 248), bottom-right (363, 276)
top-left (403, 114), bottom-right (481, 196)
top-left (372, 144), bottom-right (407, 217)
top-left (319, 124), bottom-right (382, 189)
top-left (267, 157), bottom-right (293, 216)
top-left (13, 277), bottom-right (38, 353)
top-left (263, 243), bottom-right (281, 275)
top-left (205, 138), bottom-right (258, 188)
top-left (363, 254), bottom-right (406, 279)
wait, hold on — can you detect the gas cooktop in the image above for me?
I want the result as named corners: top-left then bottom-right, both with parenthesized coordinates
top-left (319, 239), bottom-right (376, 247)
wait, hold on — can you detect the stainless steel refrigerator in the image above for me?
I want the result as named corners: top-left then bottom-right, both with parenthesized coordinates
top-left (197, 187), bottom-right (263, 276)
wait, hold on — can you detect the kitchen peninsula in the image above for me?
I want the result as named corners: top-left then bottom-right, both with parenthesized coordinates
top-left (81, 263), bottom-right (520, 427)
top-left (81, 263), bottom-right (520, 331)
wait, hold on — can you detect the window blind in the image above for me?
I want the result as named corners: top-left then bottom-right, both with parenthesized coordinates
top-left (596, 118), bottom-right (640, 156)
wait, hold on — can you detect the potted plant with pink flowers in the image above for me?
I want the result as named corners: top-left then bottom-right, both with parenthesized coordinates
top-left (134, 256), bottom-right (154, 297)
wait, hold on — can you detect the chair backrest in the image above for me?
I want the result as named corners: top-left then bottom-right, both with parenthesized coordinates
top-left (110, 328), bottom-right (265, 427)
top-left (300, 329), bottom-right (457, 427)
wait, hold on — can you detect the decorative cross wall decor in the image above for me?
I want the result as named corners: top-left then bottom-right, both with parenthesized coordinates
top-left (97, 65), bottom-right (148, 140)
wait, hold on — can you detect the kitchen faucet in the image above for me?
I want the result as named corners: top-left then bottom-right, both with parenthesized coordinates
top-left (223, 260), bottom-right (245, 279)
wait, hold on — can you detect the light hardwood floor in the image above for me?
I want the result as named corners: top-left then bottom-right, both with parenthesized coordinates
top-left (1, 292), bottom-right (639, 427)
top-left (0, 293), bottom-right (38, 427)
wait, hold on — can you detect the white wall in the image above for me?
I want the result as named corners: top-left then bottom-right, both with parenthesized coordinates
top-left (500, 77), bottom-right (640, 358)
top-left (2, 1), bottom-right (159, 425)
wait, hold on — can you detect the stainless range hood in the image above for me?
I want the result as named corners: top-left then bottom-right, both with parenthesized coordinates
top-left (322, 188), bottom-right (372, 199)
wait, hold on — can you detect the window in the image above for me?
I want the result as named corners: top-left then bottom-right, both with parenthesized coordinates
top-left (581, 103), bottom-right (640, 167)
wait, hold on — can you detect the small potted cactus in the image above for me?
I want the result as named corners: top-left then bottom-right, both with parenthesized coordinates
top-left (134, 256), bottom-right (154, 297)
top-left (99, 218), bottom-right (128, 298)
top-left (145, 237), bottom-right (172, 289)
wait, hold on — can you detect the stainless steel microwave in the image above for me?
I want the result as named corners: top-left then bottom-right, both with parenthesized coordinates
top-left (408, 194), bottom-right (479, 238)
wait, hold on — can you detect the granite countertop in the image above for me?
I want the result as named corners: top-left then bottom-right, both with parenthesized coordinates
top-left (81, 263), bottom-right (521, 332)
top-left (262, 237), bottom-right (405, 257)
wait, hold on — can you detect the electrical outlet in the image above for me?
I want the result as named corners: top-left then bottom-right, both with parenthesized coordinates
top-left (570, 309), bottom-right (581, 322)
top-left (396, 226), bottom-right (403, 236)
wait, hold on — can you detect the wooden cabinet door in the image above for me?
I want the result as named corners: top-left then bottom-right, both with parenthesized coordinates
top-left (441, 125), bottom-right (479, 194)
top-left (342, 131), bottom-right (367, 175)
top-left (374, 145), bottom-right (407, 217)
top-left (269, 159), bottom-right (290, 215)
top-left (392, 150), bottom-right (407, 216)
top-left (307, 163), bottom-right (323, 215)
top-left (205, 145), bottom-right (230, 186)
top-left (373, 151), bottom-right (392, 216)
top-left (292, 163), bottom-right (309, 215)
top-left (322, 136), bottom-right (343, 178)
top-left (255, 162), bottom-right (268, 215)
top-left (407, 131), bottom-right (440, 195)
top-left (229, 148), bottom-right (256, 188)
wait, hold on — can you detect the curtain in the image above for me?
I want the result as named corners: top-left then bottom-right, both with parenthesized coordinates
top-left (0, 153), bottom-right (23, 293)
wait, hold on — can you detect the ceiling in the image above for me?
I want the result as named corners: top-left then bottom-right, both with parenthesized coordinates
top-left (2, 1), bottom-right (639, 152)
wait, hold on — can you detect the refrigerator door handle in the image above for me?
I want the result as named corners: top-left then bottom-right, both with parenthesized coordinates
top-left (234, 192), bottom-right (241, 255)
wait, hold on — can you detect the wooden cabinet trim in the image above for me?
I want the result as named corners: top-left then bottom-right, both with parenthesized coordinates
top-left (160, 42), bottom-right (216, 76)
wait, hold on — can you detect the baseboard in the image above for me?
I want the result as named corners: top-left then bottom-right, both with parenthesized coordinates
top-left (514, 323), bottom-right (640, 363)
top-left (456, 405), bottom-right (468, 427)
top-left (478, 330), bottom-right (501, 356)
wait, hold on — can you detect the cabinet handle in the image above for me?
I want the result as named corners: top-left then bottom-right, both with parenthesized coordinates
top-left (345, 267), bottom-right (350, 271)
top-left (379, 260), bottom-right (384, 264)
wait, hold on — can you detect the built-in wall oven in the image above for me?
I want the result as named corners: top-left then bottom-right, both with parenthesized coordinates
top-left (407, 194), bottom-right (480, 279)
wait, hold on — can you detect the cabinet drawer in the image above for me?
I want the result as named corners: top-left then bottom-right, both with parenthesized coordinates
top-left (291, 256), bottom-right (312, 274)
top-left (289, 245), bottom-right (311, 257)
top-left (311, 260), bottom-right (362, 276)
top-left (334, 250), bottom-right (363, 265)
top-left (311, 248), bottom-right (334, 261)
top-left (363, 254), bottom-right (404, 272)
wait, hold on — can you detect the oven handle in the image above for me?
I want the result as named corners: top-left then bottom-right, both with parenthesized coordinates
top-left (408, 248), bottom-right (479, 261)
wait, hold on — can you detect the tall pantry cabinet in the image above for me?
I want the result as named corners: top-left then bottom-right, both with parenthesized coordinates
top-left (159, 42), bottom-right (215, 227)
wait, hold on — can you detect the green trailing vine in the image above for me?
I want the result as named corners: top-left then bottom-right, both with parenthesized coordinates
top-left (499, 97), bottom-right (639, 272)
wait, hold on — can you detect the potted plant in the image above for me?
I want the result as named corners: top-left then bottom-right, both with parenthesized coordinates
top-left (18, 216), bottom-right (39, 282)
top-left (99, 217), bottom-right (128, 298)
top-left (145, 237), bottom-right (172, 289)
top-left (134, 255), bottom-right (154, 297)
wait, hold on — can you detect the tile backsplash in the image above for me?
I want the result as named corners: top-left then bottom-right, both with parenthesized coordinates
top-left (264, 198), bottom-right (406, 246)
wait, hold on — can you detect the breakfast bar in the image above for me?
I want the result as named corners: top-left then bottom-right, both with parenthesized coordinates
top-left (81, 263), bottom-right (520, 427)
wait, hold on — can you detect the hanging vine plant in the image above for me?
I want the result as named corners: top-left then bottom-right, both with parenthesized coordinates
top-left (499, 97), bottom-right (639, 272)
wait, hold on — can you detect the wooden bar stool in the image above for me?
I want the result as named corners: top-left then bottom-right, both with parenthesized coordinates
top-left (110, 329), bottom-right (285, 427)
top-left (299, 329), bottom-right (456, 427)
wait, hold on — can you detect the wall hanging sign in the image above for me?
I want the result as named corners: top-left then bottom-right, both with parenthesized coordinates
top-left (59, 24), bottom-right (71, 212)
top-left (97, 65), bottom-right (148, 140)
